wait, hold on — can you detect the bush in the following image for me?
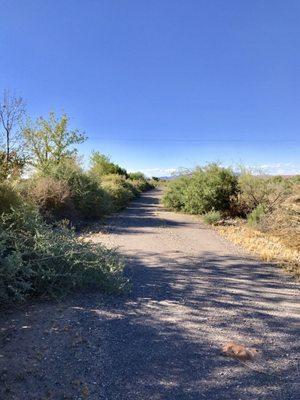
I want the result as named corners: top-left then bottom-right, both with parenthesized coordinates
top-left (162, 176), bottom-right (190, 211)
top-left (162, 164), bottom-right (238, 214)
top-left (67, 172), bottom-right (111, 219)
top-left (27, 160), bottom-right (111, 220)
top-left (21, 176), bottom-right (73, 219)
top-left (101, 174), bottom-right (135, 211)
top-left (128, 178), bottom-right (153, 193)
top-left (203, 210), bottom-right (222, 225)
top-left (0, 206), bottom-right (125, 305)
top-left (184, 165), bottom-right (238, 214)
top-left (247, 204), bottom-right (267, 227)
top-left (238, 172), bottom-right (291, 214)
top-left (0, 182), bottom-right (21, 213)
top-left (90, 152), bottom-right (127, 178)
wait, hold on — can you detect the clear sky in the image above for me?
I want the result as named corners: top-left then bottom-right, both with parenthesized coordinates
top-left (1, 0), bottom-right (299, 176)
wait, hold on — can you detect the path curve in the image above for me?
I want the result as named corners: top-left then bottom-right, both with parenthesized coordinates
top-left (1, 189), bottom-right (299, 399)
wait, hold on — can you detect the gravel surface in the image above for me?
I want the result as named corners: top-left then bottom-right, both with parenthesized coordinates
top-left (1, 189), bottom-right (299, 399)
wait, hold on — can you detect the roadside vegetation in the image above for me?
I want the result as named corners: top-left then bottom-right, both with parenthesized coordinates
top-left (0, 91), bottom-right (155, 305)
top-left (163, 164), bottom-right (300, 277)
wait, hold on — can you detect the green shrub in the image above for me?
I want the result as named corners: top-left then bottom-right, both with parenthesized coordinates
top-left (184, 165), bottom-right (238, 214)
top-left (247, 204), bottom-right (267, 227)
top-left (0, 182), bottom-right (21, 213)
top-left (162, 176), bottom-right (190, 211)
top-left (0, 206), bottom-right (125, 305)
top-left (128, 178), bottom-right (153, 193)
top-left (101, 174), bottom-right (135, 211)
top-left (90, 152), bottom-right (127, 178)
top-left (162, 164), bottom-right (238, 214)
top-left (203, 210), bottom-right (222, 225)
top-left (67, 172), bottom-right (111, 219)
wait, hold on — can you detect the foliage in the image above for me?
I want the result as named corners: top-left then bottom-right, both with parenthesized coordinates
top-left (247, 204), bottom-right (266, 227)
top-left (0, 206), bottom-right (125, 305)
top-left (203, 210), bottom-right (222, 225)
top-left (0, 150), bottom-right (26, 180)
top-left (101, 174), bottom-right (135, 211)
top-left (128, 172), bottom-right (146, 180)
top-left (237, 172), bottom-right (291, 214)
top-left (27, 159), bottom-right (110, 219)
top-left (0, 182), bottom-right (21, 213)
top-left (163, 164), bottom-right (238, 214)
top-left (20, 176), bottom-right (73, 220)
top-left (23, 112), bottom-right (86, 173)
top-left (66, 171), bottom-right (111, 218)
top-left (162, 175), bottom-right (190, 211)
top-left (90, 152), bottom-right (127, 178)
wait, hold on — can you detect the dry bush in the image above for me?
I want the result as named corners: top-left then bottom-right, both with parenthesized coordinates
top-left (22, 177), bottom-right (74, 219)
top-left (258, 185), bottom-right (300, 251)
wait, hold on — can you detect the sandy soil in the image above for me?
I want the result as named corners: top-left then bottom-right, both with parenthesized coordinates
top-left (0, 189), bottom-right (299, 399)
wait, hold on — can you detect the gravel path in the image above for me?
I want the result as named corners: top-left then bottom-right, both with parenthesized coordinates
top-left (1, 189), bottom-right (299, 399)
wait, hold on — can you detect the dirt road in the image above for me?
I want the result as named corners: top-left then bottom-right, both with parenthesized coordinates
top-left (1, 189), bottom-right (299, 399)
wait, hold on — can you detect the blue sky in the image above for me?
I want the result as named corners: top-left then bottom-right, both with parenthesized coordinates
top-left (1, 0), bottom-right (299, 176)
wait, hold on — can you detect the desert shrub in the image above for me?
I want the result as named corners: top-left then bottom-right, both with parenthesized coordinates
top-left (163, 164), bottom-right (237, 214)
top-left (29, 159), bottom-right (111, 219)
top-left (128, 178), bottom-right (153, 193)
top-left (90, 152), bottom-right (127, 178)
top-left (0, 182), bottom-right (21, 213)
top-left (66, 172), bottom-right (111, 218)
top-left (203, 210), bottom-right (222, 225)
top-left (128, 172), bottom-right (146, 180)
top-left (101, 174), bottom-right (135, 211)
top-left (0, 205), bottom-right (125, 305)
top-left (21, 176), bottom-right (73, 219)
top-left (184, 164), bottom-right (238, 214)
top-left (247, 204), bottom-right (267, 227)
top-left (238, 172), bottom-right (291, 214)
top-left (162, 175), bottom-right (190, 211)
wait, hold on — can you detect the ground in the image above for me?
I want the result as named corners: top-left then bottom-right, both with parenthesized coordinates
top-left (0, 189), bottom-right (299, 399)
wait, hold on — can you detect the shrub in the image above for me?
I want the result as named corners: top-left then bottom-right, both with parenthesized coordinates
top-left (90, 152), bottom-right (127, 178)
top-left (247, 204), bottom-right (267, 227)
top-left (162, 175), bottom-right (190, 211)
top-left (128, 178), bottom-right (153, 193)
top-left (67, 172), bottom-right (111, 219)
top-left (101, 174), bottom-right (135, 211)
top-left (238, 172), bottom-right (291, 214)
top-left (21, 176), bottom-right (73, 219)
top-left (203, 210), bottom-right (222, 225)
top-left (0, 182), bottom-right (21, 213)
top-left (163, 164), bottom-right (238, 214)
top-left (29, 160), bottom-right (111, 220)
top-left (184, 165), bottom-right (238, 214)
top-left (0, 206), bottom-right (125, 305)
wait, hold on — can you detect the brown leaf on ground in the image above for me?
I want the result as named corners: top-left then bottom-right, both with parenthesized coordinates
top-left (221, 342), bottom-right (259, 361)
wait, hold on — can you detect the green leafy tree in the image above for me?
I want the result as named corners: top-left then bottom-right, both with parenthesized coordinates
top-left (89, 152), bottom-right (127, 178)
top-left (23, 112), bottom-right (86, 172)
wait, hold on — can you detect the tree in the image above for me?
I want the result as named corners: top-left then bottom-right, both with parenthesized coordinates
top-left (23, 112), bottom-right (86, 172)
top-left (89, 152), bottom-right (127, 178)
top-left (0, 90), bottom-right (26, 175)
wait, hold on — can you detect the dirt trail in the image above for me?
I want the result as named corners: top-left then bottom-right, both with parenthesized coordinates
top-left (1, 189), bottom-right (299, 399)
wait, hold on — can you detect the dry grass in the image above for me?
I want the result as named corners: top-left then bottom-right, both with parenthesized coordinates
top-left (217, 185), bottom-right (300, 278)
top-left (217, 224), bottom-right (300, 278)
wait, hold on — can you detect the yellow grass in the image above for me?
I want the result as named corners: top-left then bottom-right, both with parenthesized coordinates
top-left (217, 224), bottom-right (300, 278)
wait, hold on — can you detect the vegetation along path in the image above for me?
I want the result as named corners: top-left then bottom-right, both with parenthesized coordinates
top-left (1, 189), bottom-right (300, 400)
